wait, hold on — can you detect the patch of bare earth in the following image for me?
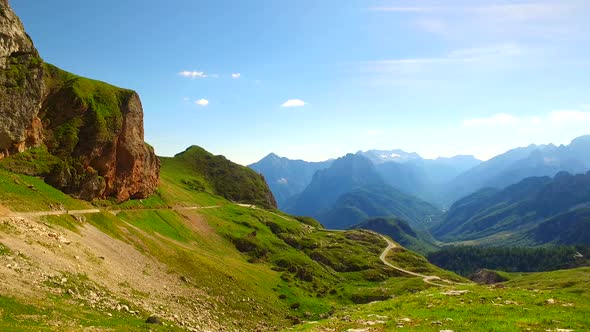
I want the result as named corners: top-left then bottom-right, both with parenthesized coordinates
top-left (0, 215), bottom-right (239, 331)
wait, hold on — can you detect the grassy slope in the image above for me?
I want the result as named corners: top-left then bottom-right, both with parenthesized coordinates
top-left (295, 267), bottom-right (590, 331)
top-left (1, 154), bottom-right (588, 331)
top-left (0, 158), bottom-right (463, 331)
top-left (160, 146), bottom-right (276, 209)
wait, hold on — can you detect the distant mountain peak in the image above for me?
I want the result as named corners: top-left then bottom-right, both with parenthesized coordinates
top-left (262, 152), bottom-right (281, 160)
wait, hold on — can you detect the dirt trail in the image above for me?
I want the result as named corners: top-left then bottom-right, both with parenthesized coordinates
top-left (7, 206), bottom-right (221, 218)
top-left (376, 233), bottom-right (469, 286)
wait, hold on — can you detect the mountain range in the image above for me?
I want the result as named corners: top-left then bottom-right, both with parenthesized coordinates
top-left (283, 153), bottom-right (440, 230)
top-left (249, 153), bottom-right (332, 208)
top-left (433, 171), bottom-right (590, 246)
top-left (444, 136), bottom-right (590, 204)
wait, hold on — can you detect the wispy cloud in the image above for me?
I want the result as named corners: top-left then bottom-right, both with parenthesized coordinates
top-left (281, 99), bottom-right (306, 108)
top-left (549, 110), bottom-right (590, 123)
top-left (369, 2), bottom-right (581, 21)
top-left (366, 129), bottom-right (384, 137)
top-left (195, 99), bottom-right (209, 106)
top-left (463, 110), bottom-right (590, 129)
top-left (232, 73), bottom-right (241, 79)
top-left (368, 6), bottom-right (437, 13)
top-left (371, 2), bottom-right (589, 40)
top-left (464, 113), bottom-right (520, 127)
top-left (179, 70), bottom-right (208, 79)
top-left (362, 43), bottom-right (524, 74)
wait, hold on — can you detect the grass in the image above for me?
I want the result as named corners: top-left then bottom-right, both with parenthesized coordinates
top-left (295, 267), bottom-right (590, 331)
top-left (0, 294), bottom-right (181, 331)
top-left (0, 169), bottom-right (90, 211)
top-left (160, 146), bottom-right (276, 209)
top-left (43, 64), bottom-right (134, 156)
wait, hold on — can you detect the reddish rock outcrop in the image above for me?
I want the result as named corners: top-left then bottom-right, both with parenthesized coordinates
top-left (0, 0), bottom-right (159, 201)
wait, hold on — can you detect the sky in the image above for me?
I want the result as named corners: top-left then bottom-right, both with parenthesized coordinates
top-left (11, 0), bottom-right (590, 165)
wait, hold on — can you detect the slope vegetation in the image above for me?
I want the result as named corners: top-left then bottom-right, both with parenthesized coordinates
top-left (351, 217), bottom-right (438, 254)
top-left (160, 146), bottom-right (277, 209)
top-left (0, 148), bottom-right (462, 331)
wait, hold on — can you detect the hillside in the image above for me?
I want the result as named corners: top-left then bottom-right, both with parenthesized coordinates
top-left (0, 2), bottom-right (159, 201)
top-left (0, 158), bottom-right (467, 331)
top-left (249, 153), bottom-right (332, 208)
top-left (293, 267), bottom-right (590, 331)
top-left (319, 185), bottom-right (440, 230)
top-left (160, 146), bottom-right (277, 209)
top-left (351, 217), bottom-right (439, 254)
top-left (433, 171), bottom-right (590, 245)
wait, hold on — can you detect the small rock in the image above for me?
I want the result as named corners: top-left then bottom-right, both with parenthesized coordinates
top-left (145, 316), bottom-right (162, 325)
top-left (546, 298), bottom-right (556, 305)
top-left (279, 294), bottom-right (287, 299)
top-left (290, 302), bottom-right (300, 309)
top-left (106, 313), bottom-right (112, 317)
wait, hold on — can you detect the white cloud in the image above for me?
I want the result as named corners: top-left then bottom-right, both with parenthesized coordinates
top-left (232, 73), bottom-right (241, 79)
top-left (183, 97), bottom-right (190, 102)
top-left (366, 129), bottom-right (383, 137)
top-left (277, 178), bottom-right (288, 185)
top-left (463, 113), bottom-right (520, 127)
top-left (179, 71), bottom-right (207, 79)
top-left (195, 99), bottom-right (209, 106)
top-left (549, 110), bottom-right (590, 123)
top-left (281, 99), bottom-right (306, 108)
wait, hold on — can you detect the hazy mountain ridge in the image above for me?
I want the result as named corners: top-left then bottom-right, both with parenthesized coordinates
top-left (284, 154), bottom-right (440, 229)
top-left (445, 136), bottom-right (590, 204)
top-left (434, 171), bottom-right (590, 246)
top-left (248, 153), bottom-right (332, 208)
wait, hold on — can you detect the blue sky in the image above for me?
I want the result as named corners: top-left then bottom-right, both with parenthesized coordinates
top-left (12, 0), bottom-right (590, 165)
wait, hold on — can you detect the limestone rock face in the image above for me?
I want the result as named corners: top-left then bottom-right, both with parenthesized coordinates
top-left (0, 1), bottom-right (160, 201)
top-left (0, 1), bottom-right (45, 158)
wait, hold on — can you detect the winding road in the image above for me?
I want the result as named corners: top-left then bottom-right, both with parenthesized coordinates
top-left (375, 232), bottom-right (464, 286)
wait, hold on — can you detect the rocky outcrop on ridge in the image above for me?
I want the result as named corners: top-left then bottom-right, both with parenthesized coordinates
top-left (0, 0), bottom-right (159, 201)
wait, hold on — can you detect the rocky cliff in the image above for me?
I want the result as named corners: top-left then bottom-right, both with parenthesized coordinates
top-left (0, 1), bottom-right (159, 201)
